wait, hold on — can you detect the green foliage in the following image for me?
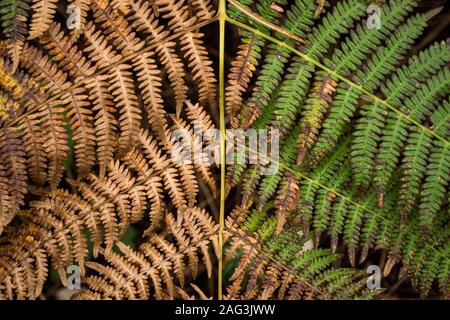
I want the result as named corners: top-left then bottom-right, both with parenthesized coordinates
top-left (226, 0), bottom-right (450, 299)
top-left (0, 0), bottom-right (29, 38)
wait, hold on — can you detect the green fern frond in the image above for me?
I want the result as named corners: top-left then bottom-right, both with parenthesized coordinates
top-left (398, 98), bottom-right (449, 222)
top-left (297, 136), bottom-right (351, 234)
top-left (312, 164), bottom-right (350, 237)
top-left (417, 140), bottom-right (449, 231)
top-left (350, 13), bottom-right (432, 188)
top-left (0, 0), bottom-right (30, 71)
top-left (257, 126), bottom-right (299, 206)
top-left (296, 0), bottom-right (416, 159)
top-left (240, 0), bottom-right (317, 128)
top-left (270, 0), bottom-right (366, 137)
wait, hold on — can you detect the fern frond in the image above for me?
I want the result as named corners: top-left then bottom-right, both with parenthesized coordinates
top-left (85, 75), bottom-right (118, 177)
top-left (297, 0), bottom-right (416, 162)
top-left (296, 136), bottom-right (350, 235)
top-left (68, 0), bottom-right (91, 39)
top-left (20, 43), bottom-right (70, 96)
top-left (76, 205), bottom-right (217, 299)
top-left (374, 44), bottom-right (450, 199)
top-left (190, 0), bottom-right (215, 22)
top-left (18, 113), bottom-right (47, 185)
top-left (271, 0), bottom-right (366, 138)
top-left (226, 0), bottom-right (287, 127)
top-left (38, 102), bottom-right (68, 189)
top-left (157, 0), bottom-right (216, 107)
top-left (108, 64), bottom-right (142, 153)
top-left (28, 0), bottom-right (58, 39)
top-left (129, 0), bottom-right (187, 114)
top-left (82, 21), bottom-right (123, 70)
top-left (0, 0), bottom-right (30, 72)
top-left (137, 129), bottom-right (187, 211)
top-left (92, 0), bottom-right (144, 55)
top-left (132, 52), bottom-right (167, 139)
top-left (41, 22), bottom-right (95, 78)
top-left (62, 87), bottom-right (96, 176)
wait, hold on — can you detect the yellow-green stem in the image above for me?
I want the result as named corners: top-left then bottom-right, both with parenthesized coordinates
top-left (218, 0), bottom-right (227, 300)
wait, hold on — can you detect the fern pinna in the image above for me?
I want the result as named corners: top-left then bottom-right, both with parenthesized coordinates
top-left (0, 0), bottom-right (219, 299)
top-left (225, 0), bottom-right (449, 299)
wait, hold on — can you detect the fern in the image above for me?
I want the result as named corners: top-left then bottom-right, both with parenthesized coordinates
top-left (0, 0), bottom-right (449, 301)
top-left (226, 0), bottom-right (450, 299)
top-left (0, 0), bottom-right (219, 300)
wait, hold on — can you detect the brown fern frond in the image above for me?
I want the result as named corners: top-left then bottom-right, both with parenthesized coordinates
top-left (93, 0), bottom-right (144, 55)
top-left (28, 0), bottom-right (58, 39)
top-left (108, 64), bottom-right (142, 153)
top-left (129, 0), bottom-right (187, 114)
top-left (73, 206), bottom-right (217, 300)
top-left (131, 52), bottom-right (167, 139)
top-left (259, 265), bottom-right (281, 299)
top-left (182, 208), bottom-right (217, 278)
top-left (277, 270), bottom-right (295, 300)
top-left (186, 206), bottom-right (219, 258)
top-left (141, 241), bottom-right (175, 298)
top-left (40, 22), bottom-right (95, 79)
top-left (0, 57), bottom-right (48, 111)
top-left (82, 173), bottom-right (130, 240)
top-left (163, 123), bottom-right (199, 207)
top-left (82, 21), bottom-right (123, 70)
top-left (151, 234), bottom-right (185, 286)
top-left (274, 172), bottom-right (300, 234)
top-left (0, 164), bottom-right (15, 235)
top-left (225, 35), bottom-right (262, 128)
top-left (0, 92), bottom-right (21, 124)
top-left (121, 149), bottom-right (164, 234)
top-left (21, 44), bottom-right (70, 96)
top-left (62, 87), bottom-right (96, 176)
top-left (18, 114), bottom-right (47, 185)
top-left (166, 212), bottom-right (199, 278)
top-left (185, 100), bottom-right (215, 133)
top-left (137, 129), bottom-right (187, 210)
top-left (111, 0), bottom-right (132, 14)
top-left (243, 255), bottom-right (269, 299)
top-left (157, 0), bottom-right (216, 107)
top-left (37, 102), bottom-right (68, 189)
top-left (108, 160), bottom-right (147, 224)
top-left (169, 114), bottom-right (217, 198)
top-left (84, 260), bottom-right (142, 299)
top-left (189, 0), bottom-right (215, 22)
top-left (85, 75), bottom-right (118, 177)
top-left (0, 127), bottom-right (28, 207)
top-left (0, 153), bottom-right (165, 298)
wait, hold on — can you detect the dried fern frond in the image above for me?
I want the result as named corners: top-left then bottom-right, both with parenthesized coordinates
top-left (0, 0), bottom-right (218, 301)
top-left (156, 0), bottom-right (216, 108)
top-left (28, 0), bottom-right (58, 39)
top-left (72, 207), bottom-right (218, 300)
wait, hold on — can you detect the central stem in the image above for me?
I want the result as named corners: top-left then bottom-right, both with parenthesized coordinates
top-left (218, 0), bottom-right (227, 301)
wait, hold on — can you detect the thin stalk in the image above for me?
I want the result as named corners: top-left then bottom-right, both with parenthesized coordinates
top-left (218, 0), bottom-right (227, 300)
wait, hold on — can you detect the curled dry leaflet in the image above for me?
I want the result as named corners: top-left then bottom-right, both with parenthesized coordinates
top-left (0, 0), bottom-right (448, 300)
